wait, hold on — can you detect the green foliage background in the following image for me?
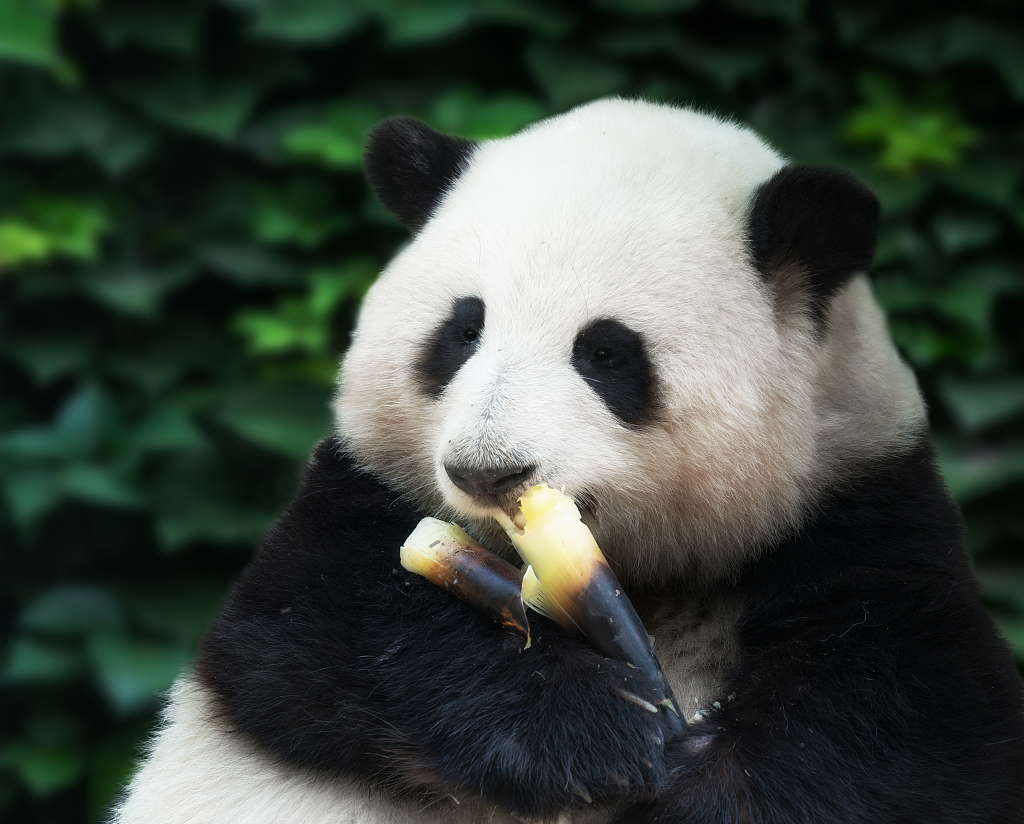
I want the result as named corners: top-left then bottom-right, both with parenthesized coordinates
top-left (1, 1), bottom-right (1022, 821)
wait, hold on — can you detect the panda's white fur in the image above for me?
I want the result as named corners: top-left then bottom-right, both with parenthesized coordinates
top-left (337, 99), bottom-right (923, 584)
top-left (111, 99), bottom-right (986, 824)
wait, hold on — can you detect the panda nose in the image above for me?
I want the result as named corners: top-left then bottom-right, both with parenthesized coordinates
top-left (445, 463), bottom-right (537, 497)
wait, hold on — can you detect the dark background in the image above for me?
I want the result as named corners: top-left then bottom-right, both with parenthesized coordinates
top-left (1, 1), bottom-right (1022, 821)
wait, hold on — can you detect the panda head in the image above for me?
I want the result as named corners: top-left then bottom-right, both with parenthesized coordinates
top-left (336, 99), bottom-right (925, 584)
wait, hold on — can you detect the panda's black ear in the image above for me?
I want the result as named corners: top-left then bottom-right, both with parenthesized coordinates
top-left (363, 116), bottom-right (477, 232)
top-left (747, 165), bottom-right (879, 331)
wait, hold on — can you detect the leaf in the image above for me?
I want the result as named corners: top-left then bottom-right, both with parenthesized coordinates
top-left (197, 241), bottom-right (301, 286)
top-left (0, 195), bottom-right (110, 270)
top-left (0, 84), bottom-right (156, 175)
top-left (943, 16), bottom-right (1024, 100)
top-left (0, 0), bottom-right (59, 67)
top-left (976, 566), bottom-right (1024, 614)
top-left (939, 378), bottom-right (1024, 432)
top-left (0, 383), bottom-right (118, 461)
top-left (938, 443), bottom-right (1024, 504)
top-left (240, 0), bottom-right (364, 43)
top-left (115, 51), bottom-right (304, 141)
top-left (990, 613), bottom-right (1024, 663)
top-left (20, 585), bottom-right (124, 635)
top-left (0, 469), bottom-right (61, 526)
top-left (937, 158), bottom-right (1020, 206)
top-left (475, 0), bottom-right (572, 37)
top-left (930, 208), bottom-right (1000, 254)
top-left (3, 743), bottom-right (83, 795)
top-left (81, 260), bottom-right (197, 318)
top-left (59, 463), bottom-right (145, 508)
top-left (3, 638), bottom-right (87, 682)
top-left (722, 0), bottom-right (805, 24)
top-left (595, 0), bottom-right (699, 11)
top-left (525, 46), bottom-right (630, 109)
top-left (429, 90), bottom-right (545, 141)
top-left (1, 334), bottom-right (93, 384)
top-left (119, 582), bottom-right (225, 644)
top-left (211, 379), bottom-right (333, 460)
top-left (0, 221), bottom-right (50, 267)
top-left (88, 634), bottom-right (193, 714)
top-left (373, 0), bottom-right (474, 42)
top-left (123, 406), bottom-right (206, 453)
top-left (281, 101), bottom-right (383, 169)
top-left (155, 501), bottom-right (275, 550)
top-left (231, 260), bottom-right (376, 355)
top-left (93, 0), bottom-right (207, 55)
top-left (845, 75), bottom-right (976, 174)
top-left (248, 177), bottom-right (350, 248)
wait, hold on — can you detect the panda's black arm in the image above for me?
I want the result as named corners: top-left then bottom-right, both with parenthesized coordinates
top-left (194, 438), bottom-right (675, 818)
top-left (618, 440), bottom-right (1024, 824)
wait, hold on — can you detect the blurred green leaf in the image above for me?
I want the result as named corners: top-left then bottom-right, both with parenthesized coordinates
top-left (0, 468), bottom-right (62, 525)
top-left (0, 88), bottom-right (156, 174)
top-left (197, 241), bottom-right (301, 286)
top-left (0, 0), bottom-right (59, 67)
top-left (155, 500), bottom-right (275, 549)
top-left (1, 334), bottom-right (92, 384)
top-left (938, 158), bottom-right (1020, 206)
top-left (123, 407), bottom-right (206, 453)
top-left (0, 195), bottom-right (110, 270)
top-left (526, 46), bottom-right (629, 109)
top-left (940, 378), bottom-right (1024, 432)
top-left (89, 634), bottom-right (192, 714)
top-left (373, 0), bottom-right (473, 42)
top-left (235, 0), bottom-right (364, 42)
top-left (93, 0), bottom-right (207, 54)
top-left (846, 75), bottom-right (976, 174)
top-left (943, 16), bottom-right (1024, 99)
top-left (211, 379), bottom-right (332, 460)
top-left (930, 209), bottom-right (1000, 254)
top-left (977, 566), bottom-right (1024, 614)
top-left (4, 637), bottom-right (87, 682)
top-left (595, 0), bottom-right (698, 12)
top-left (82, 260), bottom-right (198, 318)
top-left (115, 52), bottom-right (304, 140)
top-left (20, 585), bottom-right (123, 635)
top-left (723, 0), bottom-right (804, 24)
top-left (60, 462), bottom-right (145, 507)
top-left (232, 260), bottom-right (375, 355)
top-left (3, 743), bottom-right (84, 795)
top-left (119, 582), bottom-right (224, 643)
top-left (248, 177), bottom-right (350, 248)
top-left (282, 101), bottom-right (383, 168)
top-left (0, 383), bottom-right (119, 461)
top-left (476, 0), bottom-right (572, 37)
top-left (429, 91), bottom-right (545, 140)
top-left (991, 614), bottom-right (1024, 663)
top-left (938, 444), bottom-right (1024, 503)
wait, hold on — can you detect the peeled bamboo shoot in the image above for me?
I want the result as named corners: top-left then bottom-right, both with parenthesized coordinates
top-left (496, 485), bottom-right (681, 726)
top-left (400, 518), bottom-right (530, 640)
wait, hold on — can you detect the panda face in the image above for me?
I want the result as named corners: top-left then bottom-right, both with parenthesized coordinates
top-left (336, 99), bottom-right (924, 584)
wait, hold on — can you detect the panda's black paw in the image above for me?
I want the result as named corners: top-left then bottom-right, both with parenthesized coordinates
top-left (425, 632), bottom-right (679, 818)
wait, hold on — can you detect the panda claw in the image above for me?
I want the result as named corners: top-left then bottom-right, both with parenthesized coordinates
top-left (570, 782), bottom-right (593, 804)
top-left (614, 687), bottom-right (659, 714)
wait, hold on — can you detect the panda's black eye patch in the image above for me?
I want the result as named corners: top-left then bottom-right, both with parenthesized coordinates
top-left (573, 318), bottom-right (658, 427)
top-left (413, 296), bottom-right (485, 397)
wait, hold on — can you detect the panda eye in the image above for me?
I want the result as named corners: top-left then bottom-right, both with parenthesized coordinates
top-left (414, 296), bottom-right (485, 398)
top-left (573, 318), bottom-right (657, 426)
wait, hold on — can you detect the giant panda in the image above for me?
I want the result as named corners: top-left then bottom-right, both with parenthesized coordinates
top-left (113, 98), bottom-right (1024, 824)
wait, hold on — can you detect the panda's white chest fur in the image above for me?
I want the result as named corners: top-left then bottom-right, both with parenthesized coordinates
top-left (636, 588), bottom-right (746, 723)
